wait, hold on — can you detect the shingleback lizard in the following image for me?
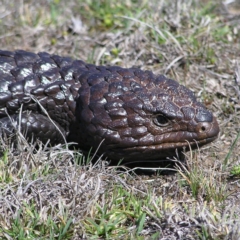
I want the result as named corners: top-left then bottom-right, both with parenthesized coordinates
top-left (0, 50), bottom-right (219, 162)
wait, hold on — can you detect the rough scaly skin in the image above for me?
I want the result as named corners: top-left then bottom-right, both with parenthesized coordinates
top-left (0, 50), bottom-right (219, 162)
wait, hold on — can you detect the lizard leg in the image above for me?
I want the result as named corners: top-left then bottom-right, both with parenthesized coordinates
top-left (0, 112), bottom-right (67, 145)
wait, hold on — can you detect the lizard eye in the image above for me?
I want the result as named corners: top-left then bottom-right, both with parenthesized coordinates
top-left (153, 114), bottom-right (169, 127)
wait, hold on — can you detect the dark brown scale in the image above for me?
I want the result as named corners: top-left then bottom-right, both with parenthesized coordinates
top-left (0, 50), bottom-right (219, 163)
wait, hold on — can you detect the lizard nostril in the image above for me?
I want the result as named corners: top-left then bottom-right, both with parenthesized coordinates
top-left (195, 117), bottom-right (219, 140)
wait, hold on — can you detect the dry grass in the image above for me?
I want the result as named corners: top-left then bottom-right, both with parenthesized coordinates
top-left (0, 0), bottom-right (240, 239)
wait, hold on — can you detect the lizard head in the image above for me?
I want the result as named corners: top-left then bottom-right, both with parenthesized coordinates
top-left (77, 67), bottom-right (219, 162)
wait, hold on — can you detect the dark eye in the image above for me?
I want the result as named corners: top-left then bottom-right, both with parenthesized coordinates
top-left (153, 114), bottom-right (169, 127)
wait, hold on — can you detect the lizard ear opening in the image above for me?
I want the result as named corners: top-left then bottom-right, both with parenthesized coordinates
top-left (153, 114), bottom-right (169, 127)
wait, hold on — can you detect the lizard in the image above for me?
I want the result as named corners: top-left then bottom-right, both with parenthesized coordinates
top-left (0, 50), bottom-right (219, 163)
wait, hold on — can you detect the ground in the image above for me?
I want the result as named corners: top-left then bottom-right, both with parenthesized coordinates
top-left (0, 0), bottom-right (240, 239)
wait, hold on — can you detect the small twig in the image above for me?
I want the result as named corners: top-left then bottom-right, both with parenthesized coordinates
top-left (234, 61), bottom-right (240, 100)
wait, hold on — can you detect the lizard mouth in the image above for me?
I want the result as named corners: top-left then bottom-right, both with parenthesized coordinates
top-left (121, 134), bottom-right (218, 152)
